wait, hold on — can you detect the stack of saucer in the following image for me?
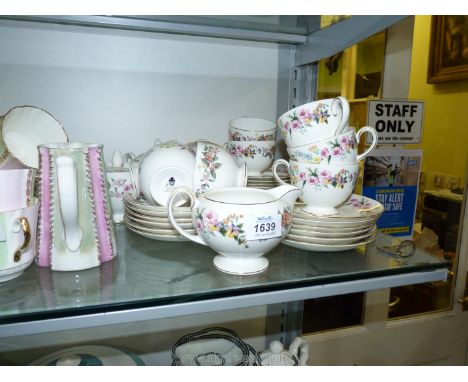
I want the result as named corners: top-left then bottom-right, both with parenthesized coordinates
top-left (282, 194), bottom-right (384, 252)
top-left (246, 171), bottom-right (290, 190)
top-left (123, 193), bottom-right (194, 241)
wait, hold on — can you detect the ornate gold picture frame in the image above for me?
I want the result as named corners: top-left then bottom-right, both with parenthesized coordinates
top-left (427, 15), bottom-right (468, 83)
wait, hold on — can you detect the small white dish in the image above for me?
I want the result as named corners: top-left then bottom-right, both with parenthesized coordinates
top-left (289, 224), bottom-right (374, 238)
top-left (125, 224), bottom-right (189, 242)
top-left (124, 209), bottom-right (193, 228)
top-left (282, 232), bottom-right (377, 252)
top-left (30, 345), bottom-right (145, 366)
top-left (286, 226), bottom-right (376, 245)
top-left (292, 194), bottom-right (384, 221)
top-left (292, 215), bottom-right (379, 228)
top-left (124, 217), bottom-right (195, 236)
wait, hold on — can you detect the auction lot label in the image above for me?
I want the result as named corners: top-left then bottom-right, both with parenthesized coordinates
top-left (367, 99), bottom-right (424, 144)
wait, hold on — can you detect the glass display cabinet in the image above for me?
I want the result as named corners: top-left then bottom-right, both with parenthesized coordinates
top-left (0, 15), bottom-right (453, 366)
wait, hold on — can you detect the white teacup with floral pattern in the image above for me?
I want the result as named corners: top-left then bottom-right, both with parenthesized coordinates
top-left (191, 139), bottom-right (247, 196)
top-left (228, 117), bottom-right (276, 141)
top-left (273, 159), bottom-right (359, 216)
top-left (286, 126), bottom-right (378, 165)
top-left (227, 140), bottom-right (276, 176)
top-left (277, 96), bottom-right (350, 147)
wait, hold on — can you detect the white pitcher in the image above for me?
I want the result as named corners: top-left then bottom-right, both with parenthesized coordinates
top-left (167, 185), bottom-right (302, 275)
top-left (36, 143), bottom-right (117, 271)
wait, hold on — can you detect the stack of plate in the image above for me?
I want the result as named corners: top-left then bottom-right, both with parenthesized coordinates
top-left (123, 193), bottom-right (194, 241)
top-left (246, 171), bottom-right (290, 189)
top-left (282, 194), bottom-right (384, 252)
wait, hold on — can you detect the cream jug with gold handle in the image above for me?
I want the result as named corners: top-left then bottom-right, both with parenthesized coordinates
top-left (36, 143), bottom-right (117, 271)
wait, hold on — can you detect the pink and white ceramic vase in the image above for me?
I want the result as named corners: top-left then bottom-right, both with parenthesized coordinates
top-left (36, 143), bottom-right (117, 271)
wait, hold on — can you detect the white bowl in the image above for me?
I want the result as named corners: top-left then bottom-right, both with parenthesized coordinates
top-left (228, 117), bottom-right (276, 141)
top-left (139, 141), bottom-right (196, 206)
top-left (192, 140), bottom-right (247, 196)
top-left (273, 159), bottom-right (359, 216)
top-left (1, 105), bottom-right (68, 169)
top-left (227, 140), bottom-right (276, 176)
top-left (277, 97), bottom-right (349, 147)
top-left (286, 126), bottom-right (377, 164)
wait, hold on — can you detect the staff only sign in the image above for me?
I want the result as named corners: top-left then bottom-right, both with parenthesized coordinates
top-left (366, 99), bottom-right (424, 144)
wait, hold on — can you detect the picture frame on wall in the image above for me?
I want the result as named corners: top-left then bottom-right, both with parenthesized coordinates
top-left (427, 15), bottom-right (468, 84)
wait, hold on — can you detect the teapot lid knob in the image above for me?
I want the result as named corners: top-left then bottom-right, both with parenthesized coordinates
top-left (270, 340), bottom-right (284, 354)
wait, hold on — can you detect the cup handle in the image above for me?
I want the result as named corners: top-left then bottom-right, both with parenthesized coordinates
top-left (331, 96), bottom-right (350, 135)
top-left (289, 337), bottom-right (309, 366)
top-left (356, 126), bottom-right (378, 163)
top-left (272, 159), bottom-right (290, 185)
top-left (13, 217), bottom-right (31, 262)
top-left (167, 187), bottom-right (207, 246)
top-left (123, 152), bottom-right (135, 166)
top-left (153, 138), bottom-right (163, 146)
top-left (56, 156), bottom-right (83, 252)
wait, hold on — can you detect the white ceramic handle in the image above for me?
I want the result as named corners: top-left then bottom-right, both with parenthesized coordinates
top-left (56, 156), bottom-right (83, 252)
top-left (332, 96), bottom-right (350, 135)
top-left (356, 126), bottom-right (378, 163)
top-left (122, 152), bottom-right (135, 167)
top-left (289, 337), bottom-right (309, 366)
top-left (167, 187), bottom-right (206, 246)
top-left (153, 138), bottom-right (163, 146)
top-left (272, 159), bottom-right (290, 185)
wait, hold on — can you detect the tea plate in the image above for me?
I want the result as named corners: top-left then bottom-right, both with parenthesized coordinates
top-left (286, 226), bottom-right (376, 245)
top-left (282, 232), bottom-right (377, 252)
top-left (292, 215), bottom-right (380, 228)
top-left (125, 213), bottom-right (193, 230)
top-left (124, 218), bottom-right (195, 236)
top-left (123, 197), bottom-right (192, 218)
top-left (123, 193), bottom-right (192, 215)
top-left (289, 224), bottom-right (374, 238)
top-left (124, 207), bottom-right (192, 224)
top-left (125, 224), bottom-right (189, 242)
top-left (292, 194), bottom-right (384, 221)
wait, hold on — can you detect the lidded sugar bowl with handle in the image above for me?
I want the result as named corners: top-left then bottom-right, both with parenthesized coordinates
top-left (36, 143), bottom-right (117, 271)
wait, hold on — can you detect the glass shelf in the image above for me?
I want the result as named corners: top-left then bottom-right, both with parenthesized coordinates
top-left (0, 225), bottom-right (448, 337)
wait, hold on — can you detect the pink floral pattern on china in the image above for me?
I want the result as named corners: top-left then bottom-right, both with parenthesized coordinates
top-left (289, 135), bottom-right (357, 164)
top-left (108, 177), bottom-right (134, 199)
top-left (290, 164), bottom-right (357, 190)
top-left (228, 130), bottom-right (276, 141)
top-left (228, 143), bottom-right (275, 159)
top-left (195, 208), bottom-right (248, 247)
top-left (194, 207), bottom-right (292, 248)
top-left (280, 103), bottom-right (331, 139)
top-left (196, 144), bottom-right (222, 195)
top-left (345, 196), bottom-right (375, 210)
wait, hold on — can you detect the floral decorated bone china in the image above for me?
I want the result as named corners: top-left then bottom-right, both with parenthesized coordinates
top-left (167, 185), bottom-right (302, 275)
top-left (273, 159), bottom-right (359, 216)
top-left (277, 96), bottom-right (350, 147)
top-left (228, 117), bottom-right (276, 141)
top-left (286, 126), bottom-right (378, 165)
top-left (227, 140), bottom-right (276, 176)
top-left (192, 139), bottom-right (247, 196)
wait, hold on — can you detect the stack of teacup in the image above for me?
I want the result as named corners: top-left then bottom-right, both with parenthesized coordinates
top-left (273, 96), bottom-right (378, 217)
top-left (0, 105), bottom-right (68, 281)
top-left (226, 117), bottom-right (277, 177)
